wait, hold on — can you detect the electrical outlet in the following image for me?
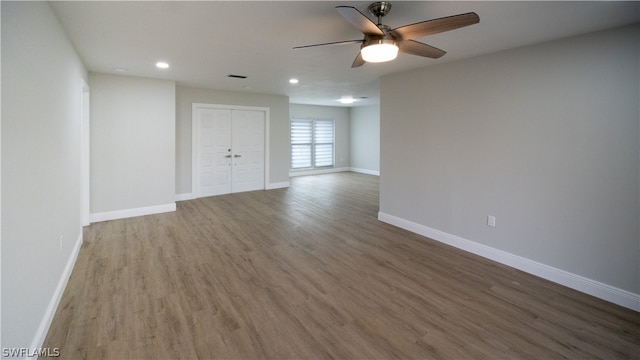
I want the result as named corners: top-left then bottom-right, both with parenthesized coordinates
top-left (487, 215), bottom-right (496, 227)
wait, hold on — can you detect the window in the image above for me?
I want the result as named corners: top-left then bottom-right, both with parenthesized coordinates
top-left (290, 118), bottom-right (334, 169)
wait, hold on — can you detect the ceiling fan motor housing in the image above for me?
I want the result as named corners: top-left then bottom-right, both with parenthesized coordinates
top-left (364, 3), bottom-right (397, 48)
top-left (361, 24), bottom-right (397, 50)
top-left (361, 37), bottom-right (397, 49)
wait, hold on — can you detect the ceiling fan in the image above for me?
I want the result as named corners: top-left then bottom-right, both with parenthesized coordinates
top-left (294, 1), bottom-right (479, 68)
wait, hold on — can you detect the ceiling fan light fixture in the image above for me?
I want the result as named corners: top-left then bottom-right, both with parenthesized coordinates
top-left (360, 39), bottom-right (398, 63)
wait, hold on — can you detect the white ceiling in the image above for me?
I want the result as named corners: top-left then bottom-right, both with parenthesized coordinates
top-left (50, 1), bottom-right (639, 107)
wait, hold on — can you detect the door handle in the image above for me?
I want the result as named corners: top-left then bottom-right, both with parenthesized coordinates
top-left (234, 154), bottom-right (242, 158)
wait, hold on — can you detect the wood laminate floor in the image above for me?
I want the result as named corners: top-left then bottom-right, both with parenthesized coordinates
top-left (43, 172), bottom-right (639, 359)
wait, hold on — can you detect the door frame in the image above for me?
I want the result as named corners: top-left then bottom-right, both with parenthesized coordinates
top-left (81, 79), bottom-right (91, 226)
top-left (191, 103), bottom-right (270, 198)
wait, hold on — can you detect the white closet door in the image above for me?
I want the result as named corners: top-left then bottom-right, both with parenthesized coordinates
top-left (193, 105), bottom-right (266, 198)
top-left (231, 110), bottom-right (265, 193)
top-left (196, 108), bottom-right (232, 197)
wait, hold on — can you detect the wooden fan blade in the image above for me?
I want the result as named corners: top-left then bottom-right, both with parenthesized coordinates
top-left (293, 39), bottom-right (363, 50)
top-left (398, 40), bottom-right (446, 59)
top-left (351, 52), bottom-right (366, 68)
top-left (391, 12), bottom-right (479, 40)
top-left (336, 6), bottom-right (384, 36)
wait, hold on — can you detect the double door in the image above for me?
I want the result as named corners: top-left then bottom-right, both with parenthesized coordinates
top-left (194, 106), bottom-right (265, 197)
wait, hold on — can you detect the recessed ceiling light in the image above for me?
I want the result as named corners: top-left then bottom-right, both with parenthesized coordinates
top-left (156, 61), bottom-right (170, 69)
top-left (289, 78), bottom-right (299, 84)
top-left (338, 97), bottom-right (356, 104)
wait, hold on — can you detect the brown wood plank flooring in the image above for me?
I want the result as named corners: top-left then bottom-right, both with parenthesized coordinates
top-left (43, 172), bottom-right (639, 359)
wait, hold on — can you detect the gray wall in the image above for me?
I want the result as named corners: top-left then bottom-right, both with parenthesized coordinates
top-left (289, 104), bottom-right (351, 171)
top-left (176, 86), bottom-right (290, 195)
top-left (380, 25), bottom-right (639, 293)
top-left (90, 73), bottom-right (176, 213)
top-left (350, 105), bottom-right (380, 174)
top-left (1, 1), bottom-right (87, 349)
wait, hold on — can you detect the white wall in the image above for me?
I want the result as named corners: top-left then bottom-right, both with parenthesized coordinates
top-left (379, 25), bottom-right (639, 308)
top-left (289, 104), bottom-right (351, 174)
top-left (90, 73), bottom-right (176, 218)
top-left (350, 105), bottom-right (380, 175)
top-left (175, 86), bottom-right (290, 196)
top-left (1, 1), bottom-right (87, 350)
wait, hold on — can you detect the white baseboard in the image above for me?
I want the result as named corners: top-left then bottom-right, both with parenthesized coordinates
top-left (350, 167), bottom-right (380, 176)
top-left (177, 184), bottom-right (290, 201)
top-left (288, 167), bottom-right (380, 177)
top-left (28, 230), bottom-right (83, 359)
top-left (378, 211), bottom-right (640, 312)
top-left (289, 167), bottom-right (350, 177)
top-left (175, 193), bottom-right (194, 202)
top-left (266, 181), bottom-right (290, 190)
top-left (90, 203), bottom-right (176, 223)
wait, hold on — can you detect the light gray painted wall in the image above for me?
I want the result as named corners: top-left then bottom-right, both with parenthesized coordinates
top-left (350, 105), bottom-right (380, 173)
top-left (1, 1), bottom-right (87, 349)
top-left (289, 104), bottom-right (351, 170)
top-left (90, 73), bottom-right (176, 213)
top-left (380, 25), bottom-right (639, 293)
top-left (175, 86), bottom-right (290, 195)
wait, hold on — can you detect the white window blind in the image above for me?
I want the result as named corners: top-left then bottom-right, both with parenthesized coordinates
top-left (291, 119), bottom-right (312, 169)
top-left (314, 119), bottom-right (334, 167)
top-left (290, 118), bottom-right (334, 169)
